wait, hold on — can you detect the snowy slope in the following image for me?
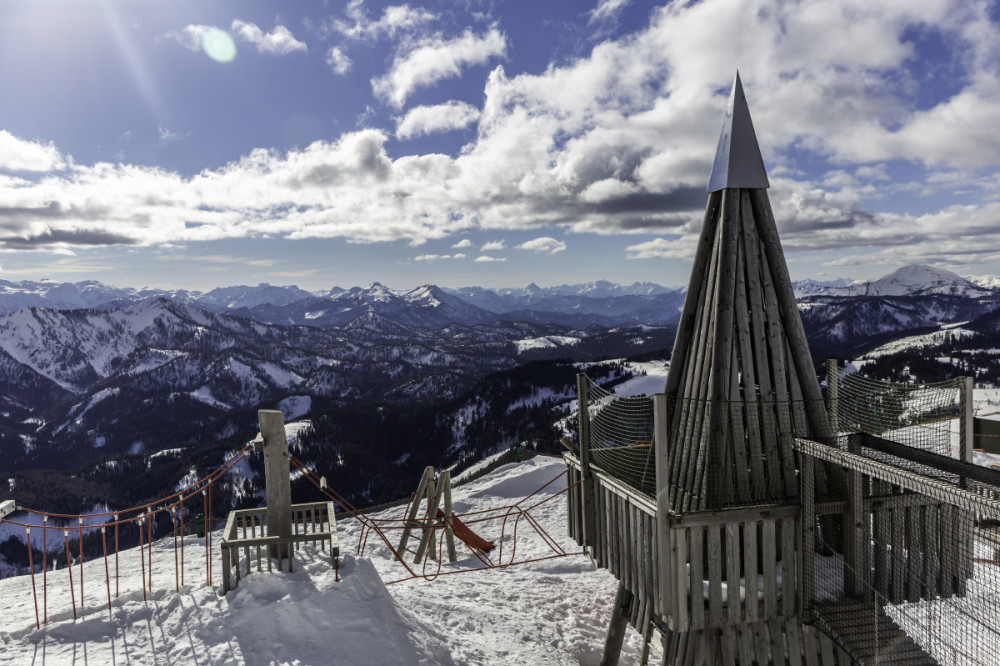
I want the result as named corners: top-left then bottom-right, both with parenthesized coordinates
top-left (0, 457), bottom-right (643, 665)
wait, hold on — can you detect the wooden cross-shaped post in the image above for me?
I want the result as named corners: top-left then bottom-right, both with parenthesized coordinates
top-left (398, 467), bottom-right (457, 564)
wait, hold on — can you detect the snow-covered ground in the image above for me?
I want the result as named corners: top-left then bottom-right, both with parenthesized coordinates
top-left (0, 457), bottom-right (643, 665)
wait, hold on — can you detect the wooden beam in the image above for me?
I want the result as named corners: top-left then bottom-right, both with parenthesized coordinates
top-left (578, 374), bottom-right (597, 555)
top-left (795, 437), bottom-right (1000, 521)
top-left (0, 500), bottom-right (14, 520)
top-left (258, 410), bottom-right (292, 558)
top-left (601, 582), bottom-right (635, 666)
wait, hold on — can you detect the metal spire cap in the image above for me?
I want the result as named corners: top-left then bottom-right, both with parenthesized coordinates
top-left (707, 72), bottom-right (769, 192)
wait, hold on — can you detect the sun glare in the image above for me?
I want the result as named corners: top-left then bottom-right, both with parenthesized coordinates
top-left (202, 28), bottom-right (236, 63)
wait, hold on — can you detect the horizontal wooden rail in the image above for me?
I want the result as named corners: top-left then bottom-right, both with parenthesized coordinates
top-left (220, 501), bottom-right (339, 593)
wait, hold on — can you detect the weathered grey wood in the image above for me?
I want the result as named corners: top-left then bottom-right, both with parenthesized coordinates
top-left (762, 520), bottom-right (777, 619)
top-left (708, 526), bottom-right (724, 627)
top-left (664, 188), bottom-right (723, 398)
top-left (0, 500), bottom-right (14, 520)
top-left (732, 232), bottom-right (766, 498)
top-left (707, 188), bottom-right (741, 510)
top-left (259, 410), bottom-right (292, 558)
top-left (600, 582), bottom-right (634, 666)
top-left (398, 466), bottom-right (433, 555)
top-left (653, 393), bottom-right (671, 622)
top-left (725, 521), bottom-right (740, 626)
top-left (961, 375), bottom-right (974, 466)
top-left (673, 527), bottom-right (688, 631)
top-left (906, 505), bottom-right (921, 602)
top-left (744, 520), bottom-right (759, 623)
top-left (803, 625), bottom-right (819, 666)
top-left (689, 525), bottom-right (704, 630)
top-left (578, 373), bottom-right (597, 555)
top-left (787, 619), bottom-right (804, 666)
top-left (673, 502), bottom-right (798, 528)
top-left (781, 516), bottom-right (795, 617)
top-left (845, 435), bottom-right (865, 597)
top-left (727, 343), bottom-right (751, 504)
top-left (413, 474), bottom-right (442, 564)
top-left (441, 469), bottom-right (458, 563)
top-left (795, 437), bottom-right (1000, 521)
top-left (800, 453), bottom-right (816, 615)
top-left (926, 503), bottom-right (939, 599)
top-left (826, 359), bottom-right (840, 435)
top-left (891, 506), bottom-right (905, 604)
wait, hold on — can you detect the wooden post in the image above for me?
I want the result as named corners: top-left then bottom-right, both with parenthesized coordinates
top-left (258, 410), bottom-right (292, 559)
top-left (827, 359), bottom-right (839, 436)
top-left (578, 373), bottom-right (597, 555)
top-left (600, 582), bottom-right (635, 666)
top-left (0, 500), bottom-right (14, 520)
top-left (653, 393), bottom-right (672, 625)
top-left (441, 470), bottom-right (458, 563)
top-left (960, 376), bottom-right (974, 465)
top-left (846, 435), bottom-right (865, 597)
top-left (800, 452), bottom-right (816, 619)
top-left (414, 474), bottom-right (442, 564)
top-left (398, 467), bottom-right (433, 554)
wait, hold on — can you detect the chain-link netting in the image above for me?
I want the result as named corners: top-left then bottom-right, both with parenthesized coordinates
top-left (803, 419), bottom-right (1000, 666)
top-left (833, 370), bottom-right (963, 459)
top-left (581, 375), bottom-right (656, 498)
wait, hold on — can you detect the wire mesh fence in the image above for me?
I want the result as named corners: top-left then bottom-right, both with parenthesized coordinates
top-left (834, 369), bottom-right (964, 459)
top-left (581, 375), bottom-right (656, 499)
top-left (807, 434), bottom-right (1000, 666)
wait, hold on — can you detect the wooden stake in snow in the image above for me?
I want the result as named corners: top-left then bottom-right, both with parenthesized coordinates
top-left (258, 410), bottom-right (292, 559)
top-left (398, 467), bottom-right (458, 564)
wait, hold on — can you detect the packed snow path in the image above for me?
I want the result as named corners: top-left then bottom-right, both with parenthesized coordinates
top-left (0, 457), bottom-right (645, 665)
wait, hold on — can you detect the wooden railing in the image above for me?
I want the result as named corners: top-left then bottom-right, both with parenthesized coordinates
top-left (220, 501), bottom-right (339, 593)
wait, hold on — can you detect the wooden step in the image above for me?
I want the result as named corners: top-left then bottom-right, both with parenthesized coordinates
top-left (814, 600), bottom-right (939, 665)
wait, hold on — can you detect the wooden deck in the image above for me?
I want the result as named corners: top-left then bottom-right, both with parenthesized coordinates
top-left (814, 601), bottom-right (939, 665)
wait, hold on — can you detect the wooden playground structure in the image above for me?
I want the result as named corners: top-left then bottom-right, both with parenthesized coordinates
top-left (565, 74), bottom-right (1000, 665)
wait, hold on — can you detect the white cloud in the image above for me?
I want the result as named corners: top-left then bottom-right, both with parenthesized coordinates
top-left (0, 131), bottom-right (67, 171)
top-left (625, 237), bottom-right (697, 260)
top-left (326, 46), bottom-right (352, 75)
top-left (518, 237), bottom-right (566, 254)
top-left (415, 253), bottom-right (466, 260)
top-left (481, 240), bottom-right (506, 251)
top-left (396, 101), bottom-right (480, 140)
top-left (474, 255), bottom-right (506, 262)
top-left (230, 20), bottom-right (307, 55)
top-left (162, 25), bottom-right (210, 51)
top-left (451, 239), bottom-right (472, 248)
top-left (11, 0), bottom-right (1000, 272)
top-left (589, 0), bottom-right (630, 25)
top-left (373, 27), bottom-right (507, 108)
top-left (331, 1), bottom-right (436, 41)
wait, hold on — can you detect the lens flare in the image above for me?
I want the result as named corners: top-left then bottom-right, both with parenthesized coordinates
top-left (202, 28), bottom-right (236, 63)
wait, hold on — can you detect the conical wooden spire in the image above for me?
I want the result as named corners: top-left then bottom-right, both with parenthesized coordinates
top-left (663, 75), bottom-right (829, 512)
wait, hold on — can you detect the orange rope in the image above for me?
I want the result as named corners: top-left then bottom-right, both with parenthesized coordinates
top-left (42, 515), bottom-right (48, 624)
top-left (102, 526), bottom-right (111, 612)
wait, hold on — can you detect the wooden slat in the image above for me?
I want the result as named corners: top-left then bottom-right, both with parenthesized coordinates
top-left (906, 505), bottom-right (920, 602)
top-left (891, 506), bottom-right (905, 604)
top-left (689, 526), bottom-right (704, 630)
top-left (781, 516), bottom-right (796, 617)
top-left (673, 526), bottom-right (688, 631)
top-left (744, 520), bottom-right (759, 623)
top-left (762, 520), bottom-right (777, 620)
top-left (787, 618), bottom-right (804, 666)
top-left (708, 526), bottom-right (724, 627)
top-left (726, 522), bottom-right (741, 626)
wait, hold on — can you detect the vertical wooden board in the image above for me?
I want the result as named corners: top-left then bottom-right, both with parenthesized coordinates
top-left (762, 520), bottom-right (778, 620)
top-left (890, 507), bottom-right (905, 604)
top-left (657, 512), bottom-right (671, 624)
top-left (727, 346), bottom-right (751, 504)
top-left (744, 519), bottom-right (760, 623)
top-left (757, 237), bottom-right (795, 499)
top-left (726, 522), bottom-right (741, 626)
top-left (768, 619), bottom-right (786, 666)
top-left (665, 189), bottom-right (723, 399)
top-left (799, 455), bottom-right (816, 615)
top-left (708, 525), bottom-right (724, 627)
top-left (732, 228), bottom-right (766, 495)
top-left (873, 505), bottom-right (888, 599)
top-left (781, 516), bottom-right (796, 617)
top-left (818, 633), bottom-right (836, 666)
top-left (787, 619), bottom-right (804, 666)
top-left (736, 624), bottom-right (755, 665)
top-left (802, 625), bottom-right (819, 666)
top-left (674, 527), bottom-right (689, 631)
top-left (689, 525), bottom-right (705, 630)
top-left (924, 503), bottom-right (938, 599)
top-left (752, 621), bottom-right (771, 666)
top-left (941, 503), bottom-right (956, 596)
top-left (719, 625), bottom-right (738, 666)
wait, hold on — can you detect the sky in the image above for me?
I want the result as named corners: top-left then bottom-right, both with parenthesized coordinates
top-left (1, 0), bottom-right (1000, 292)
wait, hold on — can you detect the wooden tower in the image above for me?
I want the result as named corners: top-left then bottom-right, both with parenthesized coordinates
top-left (663, 71), bottom-right (832, 514)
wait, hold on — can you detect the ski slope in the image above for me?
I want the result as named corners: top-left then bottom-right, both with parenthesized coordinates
top-left (0, 457), bottom-right (644, 665)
